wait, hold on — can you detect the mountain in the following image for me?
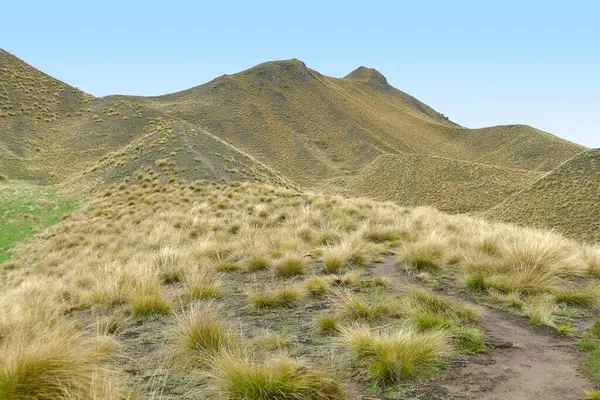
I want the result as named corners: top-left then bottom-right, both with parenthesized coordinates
top-left (1, 49), bottom-right (595, 241)
top-left (487, 148), bottom-right (600, 243)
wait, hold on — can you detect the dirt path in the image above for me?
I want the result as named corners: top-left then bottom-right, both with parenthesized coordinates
top-left (372, 256), bottom-right (593, 400)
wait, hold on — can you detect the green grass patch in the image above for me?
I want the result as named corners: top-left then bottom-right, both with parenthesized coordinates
top-left (0, 181), bottom-right (77, 263)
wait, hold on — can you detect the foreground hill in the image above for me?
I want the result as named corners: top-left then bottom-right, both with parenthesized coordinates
top-left (1, 175), bottom-right (599, 399)
top-left (488, 148), bottom-right (600, 243)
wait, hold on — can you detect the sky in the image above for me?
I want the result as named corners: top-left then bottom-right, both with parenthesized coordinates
top-left (2, 0), bottom-right (599, 147)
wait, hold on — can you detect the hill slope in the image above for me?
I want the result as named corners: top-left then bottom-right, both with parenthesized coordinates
top-left (0, 49), bottom-right (591, 238)
top-left (138, 60), bottom-right (583, 187)
top-left (488, 149), bottom-right (600, 243)
top-left (324, 152), bottom-right (544, 214)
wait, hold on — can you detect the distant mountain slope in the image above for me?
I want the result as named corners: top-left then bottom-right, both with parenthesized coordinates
top-left (135, 59), bottom-right (584, 186)
top-left (322, 153), bottom-right (543, 214)
top-left (487, 149), bottom-right (600, 243)
top-left (0, 49), bottom-right (589, 232)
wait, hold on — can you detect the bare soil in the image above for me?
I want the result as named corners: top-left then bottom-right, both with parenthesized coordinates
top-left (372, 256), bottom-right (593, 400)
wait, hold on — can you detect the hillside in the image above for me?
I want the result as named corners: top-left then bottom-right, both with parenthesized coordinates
top-left (0, 49), bottom-right (592, 241)
top-left (488, 148), bottom-right (600, 243)
top-left (139, 60), bottom-right (583, 187)
top-left (324, 153), bottom-right (544, 214)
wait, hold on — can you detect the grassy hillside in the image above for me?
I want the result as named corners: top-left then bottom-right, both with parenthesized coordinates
top-left (141, 60), bottom-right (583, 188)
top-left (488, 149), bottom-right (600, 243)
top-left (330, 153), bottom-right (543, 214)
top-left (1, 49), bottom-right (593, 242)
top-left (1, 174), bottom-right (599, 399)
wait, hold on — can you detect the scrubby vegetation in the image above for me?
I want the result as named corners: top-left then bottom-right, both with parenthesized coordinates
top-left (0, 170), bottom-right (597, 398)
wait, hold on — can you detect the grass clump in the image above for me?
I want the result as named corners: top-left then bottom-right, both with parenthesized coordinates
top-left (0, 332), bottom-right (113, 399)
top-left (175, 305), bottom-right (236, 357)
top-left (406, 287), bottom-right (477, 323)
top-left (215, 261), bottom-right (239, 272)
top-left (246, 256), bottom-right (270, 272)
top-left (577, 340), bottom-right (600, 382)
top-left (273, 254), bottom-right (307, 277)
top-left (401, 235), bottom-right (448, 272)
top-left (340, 325), bottom-right (448, 385)
top-left (314, 314), bottom-right (340, 335)
top-left (249, 286), bottom-right (302, 309)
top-left (452, 327), bottom-right (486, 354)
top-left (257, 331), bottom-right (288, 350)
top-left (590, 319), bottom-right (600, 336)
top-left (411, 312), bottom-right (456, 332)
top-left (152, 246), bottom-right (187, 283)
top-left (523, 297), bottom-right (556, 326)
top-left (208, 353), bottom-right (345, 399)
top-left (585, 389), bottom-right (600, 399)
top-left (553, 286), bottom-right (598, 308)
top-left (321, 234), bottom-right (371, 273)
top-left (183, 267), bottom-right (222, 299)
top-left (128, 273), bottom-right (172, 315)
top-left (305, 276), bottom-right (329, 297)
top-left (329, 271), bottom-right (362, 287)
top-left (335, 291), bottom-right (398, 321)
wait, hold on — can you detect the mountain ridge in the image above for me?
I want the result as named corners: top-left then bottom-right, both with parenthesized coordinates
top-left (1, 48), bottom-right (596, 241)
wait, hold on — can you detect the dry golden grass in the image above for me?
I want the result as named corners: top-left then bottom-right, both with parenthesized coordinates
top-left (207, 352), bottom-right (345, 399)
top-left (339, 325), bottom-right (449, 385)
top-left (0, 331), bottom-right (117, 399)
top-left (0, 174), bottom-right (597, 397)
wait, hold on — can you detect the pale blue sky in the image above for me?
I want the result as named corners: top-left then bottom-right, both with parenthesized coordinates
top-left (2, 0), bottom-right (599, 147)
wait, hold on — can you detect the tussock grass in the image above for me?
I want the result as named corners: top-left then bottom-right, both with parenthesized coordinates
top-left (207, 352), bottom-right (345, 399)
top-left (590, 319), bottom-right (600, 336)
top-left (495, 233), bottom-right (573, 293)
top-left (321, 234), bottom-right (371, 272)
top-left (452, 327), bottom-right (485, 354)
top-left (585, 389), bottom-right (600, 399)
top-left (273, 254), bottom-right (307, 277)
top-left (401, 234), bottom-right (448, 272)
top-left (577, 340), bottom-right (600, 382)
top-left (152, 246), bottom-right (187, 283)
top-left (328, 271), bottom-right (362, 287)
top-left (175, 305), bottom-right (236, 357)
top-left (257, 331), bottom-right (288, 350)
top-left (2, 177), bottom-right (599, 397)
top-left (334, 291), bottom-right (400, 321)
top-left (249, 286), bottom-right (303, 309)
top-left (314, 314), bottom-right (339, 335)
top-left (128, 270), bottom-right (172, 315)
top-left (552, 285), bottom-right (599, 308)
top-left (523, 297), bottom-right (556, 326)
top-left (372, 275), bottom-right (390, 287)
top-left (584, 247), bottom-right (600, 278)
top-left (0, 332), bottom-right (115, 399)
top-left (246, 256), bottom-right (270, 272)
top-left (406, 288), bottom-right (477, 323)
top-left (305, 276), bottom-right (329, 296)
top-left (183, 267), bottom-right (222, 299)
top-left (340, 325), bottom-right (449, 385)
top-left (214, 261), bottom-right (239, 272)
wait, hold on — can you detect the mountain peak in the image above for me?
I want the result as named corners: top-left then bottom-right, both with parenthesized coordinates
top-left (244, 58), bottom-right (314, 85)
top-left (344, 66), bottom-right (390, 90)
